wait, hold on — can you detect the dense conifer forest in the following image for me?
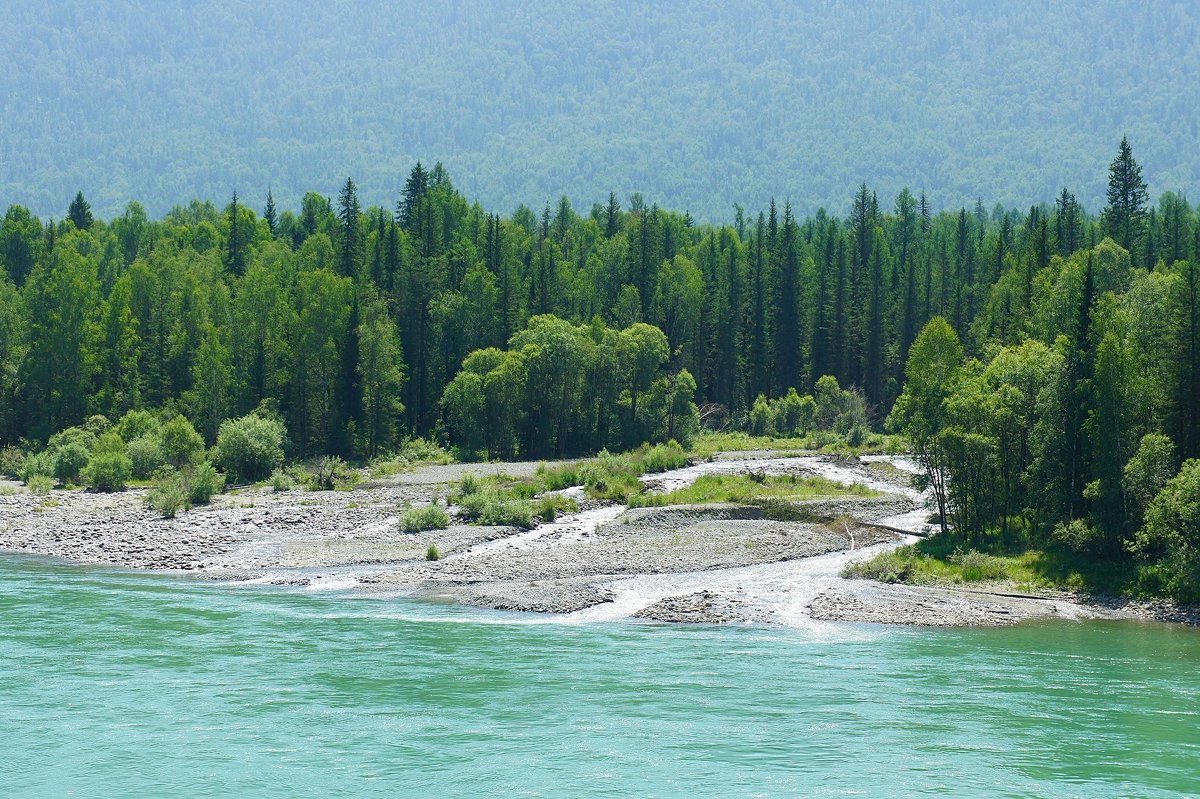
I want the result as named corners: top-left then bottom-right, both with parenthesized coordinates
top-left (2, 138), bottom-right (1199, 597)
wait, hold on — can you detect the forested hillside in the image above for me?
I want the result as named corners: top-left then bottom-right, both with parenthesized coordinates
top-left (3, 1), bottom-right (1198, 220)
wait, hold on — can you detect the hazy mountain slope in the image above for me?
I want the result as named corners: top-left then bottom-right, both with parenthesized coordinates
top-left (2, 0), bottom-right (1196, 219)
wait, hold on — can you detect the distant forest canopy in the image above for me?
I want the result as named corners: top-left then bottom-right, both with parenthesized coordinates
top-left (3, 1), bottom-right (1199, 220)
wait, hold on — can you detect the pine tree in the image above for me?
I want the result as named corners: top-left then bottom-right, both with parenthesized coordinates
top-left (226, 191), bottom-right (246, 275)
top-left (337, 177), bottom-right (362, 278)
top-left (773, 202), bottom-right (801, 393)
top-left (399, 162), bottom-right (428, 232)
top-left (68, 191), bottom-right (93, 230)
top-left (1055, 188), bottom-right (1081, 256)
top-left (264, 189), bottom-right (278, 238)
top-left (604, 192), bottom-right (621, 238)
top-left (1102, 136), bottom-right (1149, 259)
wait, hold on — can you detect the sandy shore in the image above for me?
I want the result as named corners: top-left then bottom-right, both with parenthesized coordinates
top-left (0, 452), bottom-right (1192, 627)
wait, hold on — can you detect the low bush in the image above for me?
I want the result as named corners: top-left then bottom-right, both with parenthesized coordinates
top-left (458, 473), bottom-right (481, 497)
top-left (83, 450), bottom-right (132, 492)
top-left (307, 456), bottom-right (358, 491)
top-left (183, 461), bottom-right (225, 505)
top-left (841, 549), bottom-right (918, 583)
top-left (160, 415), bottom-right (204, 467)
top-left (146, 478), bottom-right (187, 518)
top-left (640, 440), bottom-right (689, 473)
top-left (19, 451), bottom-right (54, 485)
top-left (400, 503), bottom-right (450, 533)
top-left (948, 549), bottom-right (1010, 582)
top-left (127, 435), bottom-right (167, 479)
top-left (534, 494), bottom-right (578, 522)
top-left (0, 445), bottom-right (25, 478)
top-left (425, 543), bottom-right (440, 561)
top-left (270, 469), bottom-right (294, 492)
top-left (214, 414), bottom-right (286, 483)
top-left (53, 442), bottom-right (91, 484)
top-left (115, 409), bottom-right (161, 443)
top-left (26, 474), bottom-right (54, 496)
top-left (476, 498), bottom-right (535, 529)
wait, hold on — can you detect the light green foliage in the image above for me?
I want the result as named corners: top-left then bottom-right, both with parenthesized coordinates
top-left (126, 436), bottom-right (167, 479)
top-left (26, 474), bottom-right (54, 496)
top-left (888, 319), bottom-right (963, 534)
top-left (307, 456), bottom-right (356, 491)
top-left (749, 394), bottom-right (772, 436)
top-left (1131, 459), bottom-right (1200, 601)
top-left (399, 503), bottom-right (450, 533)
top-left (1122, 433), bottom-right (1176, 527)
top-left (83, 432), bottom-right (132, 491)
top-left (116, 410), bottom-right (161, 443)
top-left (53, 442), bottom-right (91, 484)
top-left (425, 543), bottom-right (440, 561)
top-left (159, 415), bottom-right (204, 468)
top-left (214, 413), bottom-right (286, 483)
top-left (270, 469), bottom-right (294, 492)
top-left (19, 451), bottom-right (55, 484)
top-left (628, 472), bottom-right (877, 508)
top-left (145, 478), bottom-right (187, 518)
top-left (183, 461), bottom-right (224, 505)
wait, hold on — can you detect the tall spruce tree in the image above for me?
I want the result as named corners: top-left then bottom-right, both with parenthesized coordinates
top-left (1102, 136), bottom-right (1149, 259)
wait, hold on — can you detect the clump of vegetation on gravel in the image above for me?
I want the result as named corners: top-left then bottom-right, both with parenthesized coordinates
top-left (629, 472), bottom-right (879, 509)
top-left (842, 542), bottom-right (1042, 587)
top-left (399, 502), bottom-right (450, 533)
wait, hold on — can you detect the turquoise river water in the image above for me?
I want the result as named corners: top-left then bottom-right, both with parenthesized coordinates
top-left (1, 555), bottom-right (1197, 798)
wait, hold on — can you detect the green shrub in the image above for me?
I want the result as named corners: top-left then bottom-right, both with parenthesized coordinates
top-left (0, 445), bottom-right (25, 478)
top-left (948, 549), bottom-right (1009, 582)
top-left (458, 472), bottom-right (481, 498)
top-left (146, 478), bottom-right (187, 518)
top-left (310, 456), bottom-right (359, 490)
top-left (400, 503), bottom-right (450, 533)
top-left (116, 409), bottom-right (162, 443)
top-left (160, 415), bottom-right (204, 467)
top-left (53, 442), bottom-right (91, 483)
top-left (455, 489), bottom-right (492, 521)
top-left (127, 435), bottom-right (167, 479)
top-left (26, 474), bottom-right (54, 496)
top-left (214, 414), bottom-right (286, 483)
top-left (183, 461), bottom-right (225, 505)
top-left (477, 498), bottom-right (535, 529)
top-left (425, 543), bottom-right (440, 561)
top-left (534, 494), bottom-right (578, 522)
top-left (846, 424), bottom-right (868, 448)
top-left (841, 549), bottom-right (917, 583)
top-left (18, 451), bottom-right (53, 484)
top-left (640, 441), bottom-right (689, 473)
top-left (83, 450), bottom-right (132, 492)
top-left (47, 425), bottom-right (96, 453)
top-left (270, 469), bottom-right (294, 492)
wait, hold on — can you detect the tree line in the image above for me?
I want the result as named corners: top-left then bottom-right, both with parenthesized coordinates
top-left (0, 138), bottom-right (1196, 465)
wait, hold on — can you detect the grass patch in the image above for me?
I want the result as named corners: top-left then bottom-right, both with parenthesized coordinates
top-left (842, 535), bottom-right (1051, 590)
top-left (691, 431), bottom-right (908, 460)
top-left (399, 503), bottom-right (450, 533)
top-left (628, 472), bottom-right (879, 508)
top-left (369, 438), bottom-right (454, 478)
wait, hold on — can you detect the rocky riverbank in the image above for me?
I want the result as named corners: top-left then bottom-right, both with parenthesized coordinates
top-left (0, 452), bottom-right (1192, 628)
